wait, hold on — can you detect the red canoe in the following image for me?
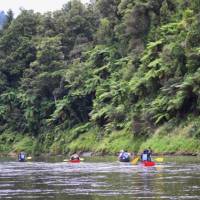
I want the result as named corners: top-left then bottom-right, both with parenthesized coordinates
top-left (143, 161), bottom-right (155, 167)
top-left (69, 159), bottom-right (80, 163)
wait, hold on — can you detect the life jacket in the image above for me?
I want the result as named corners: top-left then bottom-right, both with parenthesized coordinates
top-left (19, 153), bottom-right (25, 160)
top-left (142, 154), bottom-right (148, 161)
top-left (120, 152), bottom-right (129, 160)
top-left (21, 154), bottom-right (25, 159)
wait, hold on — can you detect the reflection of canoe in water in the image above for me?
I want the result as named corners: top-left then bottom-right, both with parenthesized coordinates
top-left (142, 161), bottom-right (155, 167)
top-left (18, 159), bottom-right (26, 162)
top-left (69, 159), bottom-right (81, 163)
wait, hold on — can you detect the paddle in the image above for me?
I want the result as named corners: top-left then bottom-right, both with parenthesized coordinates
top-left (131, 156), bottom-right (140, 165)
top-left (154, 157), bottom-right (164, 162)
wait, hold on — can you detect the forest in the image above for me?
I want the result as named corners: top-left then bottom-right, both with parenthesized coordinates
top-left (0, 0), bottom-right (200, 155)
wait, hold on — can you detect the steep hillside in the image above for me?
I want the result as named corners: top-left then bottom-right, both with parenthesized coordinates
top-left (0, 0), bottom-right (200, 155)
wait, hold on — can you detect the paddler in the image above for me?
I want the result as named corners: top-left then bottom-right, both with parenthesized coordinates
top-left (141, 148), bottom-right (152, 162)
top-left (70, 153), bottom-right (80, 161)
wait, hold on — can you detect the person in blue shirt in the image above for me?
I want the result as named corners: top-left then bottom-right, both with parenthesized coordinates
top-left (18, 152), bottom-right (26, 162)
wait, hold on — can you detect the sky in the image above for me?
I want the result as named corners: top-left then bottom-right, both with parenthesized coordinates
top-left (0, 0), bottom-right (90, 16)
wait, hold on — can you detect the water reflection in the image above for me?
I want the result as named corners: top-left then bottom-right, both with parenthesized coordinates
top-left (0, 157), bottom-right (200, 199)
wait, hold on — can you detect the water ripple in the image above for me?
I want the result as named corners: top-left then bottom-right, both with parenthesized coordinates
top-left (0, 158), bottom-right (200, 200)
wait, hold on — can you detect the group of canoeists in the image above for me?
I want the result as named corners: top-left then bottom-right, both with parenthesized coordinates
top-left (17, 152), bottom-right (82, 163)
top-left (18, 147), bottom-right (156, 166)
top-left (118, 148), bottom-right (154, 166)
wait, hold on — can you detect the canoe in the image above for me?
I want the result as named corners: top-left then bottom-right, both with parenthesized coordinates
top-left (69, 159), bottom-right (81, 163)
top-left (119, 157), bottom-right (130, 162)
top-left (143, 161), bottom-right (155, 167)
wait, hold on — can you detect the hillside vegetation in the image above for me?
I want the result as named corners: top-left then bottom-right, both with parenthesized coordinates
top-left (0, 0), bottom-right (200, 155)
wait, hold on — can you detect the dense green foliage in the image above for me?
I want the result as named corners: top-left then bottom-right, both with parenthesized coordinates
top-left (0, 0), bottom-right (200, 155)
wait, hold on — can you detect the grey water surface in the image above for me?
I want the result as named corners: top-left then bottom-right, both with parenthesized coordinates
top-left (0, 156), bottom-right (200, 200)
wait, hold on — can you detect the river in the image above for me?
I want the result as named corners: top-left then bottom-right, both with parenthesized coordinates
top-left (0, 156), bottom-right (200, 200)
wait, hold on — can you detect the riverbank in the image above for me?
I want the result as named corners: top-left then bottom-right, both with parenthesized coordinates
top-left (1, 119), bottom-right (200, 157)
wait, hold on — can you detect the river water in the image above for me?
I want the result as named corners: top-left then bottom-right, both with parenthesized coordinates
top-left (0, 156), bottom-right (200, 200)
